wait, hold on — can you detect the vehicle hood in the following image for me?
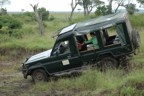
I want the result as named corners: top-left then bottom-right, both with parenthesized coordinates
top-left (25, 49), bottom-right (52, 64)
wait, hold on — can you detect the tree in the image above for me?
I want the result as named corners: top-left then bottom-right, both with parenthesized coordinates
top-left (0, 0), bottom-right (10, 14)
top-left (137, 0), bottom-right (144, 5)
top-left (106, 0), bottom-right (136, 14)
top-left (69, 0), bottom-right (80, 21)
top-left (95, 5), bottom-right (109, 16)
top-left (82, 0), bottom-right (92, 16)
top-left (30, 4), bottom-right (45, 36)
top-left (107, 0), bottom-right (126, 14)
top-left (38, 7), bottom-right (49, 21)
top-left (114, 0), bottom-right (125, 13)
top-left (107, 0), bottom-right (113, 14)
top-left (113, 0), bottom-right (137, 15)
top-left (0, 0), bottom-right (10, 8)
top-left (79, 0), bottom-right (104, 16)
top-left (125, 3), bottom-right (137, 15)
top-left (114, 0), bottom-right (134, 13)
top-left (0, 8), bottom-right (7, 14)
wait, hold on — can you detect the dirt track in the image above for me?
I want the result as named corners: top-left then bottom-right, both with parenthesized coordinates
top-left (0, 61), bottom-right (33, 96)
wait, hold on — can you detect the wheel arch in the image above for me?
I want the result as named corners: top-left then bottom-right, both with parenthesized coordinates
top-left (96, 52), bottom-right (115, 61)
top-left (28, 67), bottom-right (50, 76)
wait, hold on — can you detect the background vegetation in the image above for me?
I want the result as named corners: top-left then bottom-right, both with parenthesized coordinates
top-left (0, 10), bottom-right (144, 96)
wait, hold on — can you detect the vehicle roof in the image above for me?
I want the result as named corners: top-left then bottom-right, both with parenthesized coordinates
top-left (59, 12), bottom-right (128, 36)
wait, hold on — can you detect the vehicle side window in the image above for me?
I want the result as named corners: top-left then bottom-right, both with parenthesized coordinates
top-left (76, 35), bottom-right (87, 51)
top-left (85, 32), bottom-right (99, 50)
top-left (76, 32), bottom-right (99, 52)
top-left (52, 40), bottom-right (70, 55)
top-left (102, 26), bottom-right (121, 46)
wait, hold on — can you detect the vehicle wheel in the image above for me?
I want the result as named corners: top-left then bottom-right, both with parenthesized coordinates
top-left (118, 56), bottom-right (129, 69)
top-left (32, 69), bottom-right (48, 82)
top-left (134, 47), bottom-right (140, 55)
top-left (100, 57), bottom-right (118, 70)
top-left (132, 28), bottom-right (140, 55)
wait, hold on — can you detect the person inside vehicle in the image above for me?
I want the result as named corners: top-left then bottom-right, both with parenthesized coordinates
top-left (59, 41), bottom-right (70, 54)
top-left (113, 35), bottom-right (120, 44)
top-left (77, 41), bottom-right (83, 50)
top-left (76, 35), bottom-right (87, 51)
top-left (84, 32), bottom-right (99, 49)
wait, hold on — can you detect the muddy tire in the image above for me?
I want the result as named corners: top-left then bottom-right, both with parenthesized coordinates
top-left (132, 28), bottom-right (140, 55)
top-left (118, 56), bottom-right (129, 69)
top-left (32, 69), bottom-right (48, 82)
top-left (100, 57), bottom-right (118, 70)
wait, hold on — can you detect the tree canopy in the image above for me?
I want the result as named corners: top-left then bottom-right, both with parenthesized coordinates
top-left (137, 0), bottom-right (144, 4)
top-left (38, 7), bottom-right (49, 21)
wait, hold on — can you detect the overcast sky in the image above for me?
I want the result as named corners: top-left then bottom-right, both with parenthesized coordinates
top-left (3, 0), bottom-right (140, 12)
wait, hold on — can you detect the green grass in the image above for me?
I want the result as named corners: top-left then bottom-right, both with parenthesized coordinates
top-left (130, 14), bottom-right (144, 28)
top-left (24, 67), bottom-right (143, 96)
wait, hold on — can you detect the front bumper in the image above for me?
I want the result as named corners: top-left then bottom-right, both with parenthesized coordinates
top-left (22, 64), bottom-right (28, 79)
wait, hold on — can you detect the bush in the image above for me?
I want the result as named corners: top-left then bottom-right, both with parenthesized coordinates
top-left (38, 7), bottom-right (49, 21)
top-left (13, 12), bottom-right (35, 23)
top-left (0, 15), bottom-right (23, 29)
top-left (49, 15), bottom-right (55, 21)
top-left (8, 20), bottom-right (22, 29)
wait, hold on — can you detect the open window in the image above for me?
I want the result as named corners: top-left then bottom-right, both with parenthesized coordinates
top-left (76, 31), bottom-right (100, 52)
top-left (76, 35), bottom-right (87, 51)
top-left (52, 40), bottom-right (70, 56)
top-left (101, 25), bottom-right (121, 47)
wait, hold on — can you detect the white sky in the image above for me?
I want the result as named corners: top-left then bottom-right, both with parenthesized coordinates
top-left (4, 0), bottom-right (71, 12)
top-left (3, 0), bottom-right (140, 12)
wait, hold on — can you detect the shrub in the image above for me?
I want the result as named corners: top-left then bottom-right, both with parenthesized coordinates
top-left (49, 15), bottom-right (55, 21)
top-left (8, 20), bottom-right (22, 29)
top-left (38, 7), bottom-right (49, 21)
top-left (0, 15), bottom-right (23, 29)
top-left (0, 24), bottom-right (2, 29)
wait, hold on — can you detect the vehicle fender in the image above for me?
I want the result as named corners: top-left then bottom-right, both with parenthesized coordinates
top-left (96, 52), bottom-right (115, 61)
top-left (28, 66), bottom-right (50, 76)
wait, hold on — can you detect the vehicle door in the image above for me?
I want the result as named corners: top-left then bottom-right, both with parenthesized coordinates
top-left (51, 37), bottom-right (83, 71)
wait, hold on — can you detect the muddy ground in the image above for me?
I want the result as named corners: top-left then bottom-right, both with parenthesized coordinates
top-left (0, 61), bottom-right (32, 96)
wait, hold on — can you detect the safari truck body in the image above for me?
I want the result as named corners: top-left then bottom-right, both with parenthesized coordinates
top-left (22, 12), bottom-right (140, 82)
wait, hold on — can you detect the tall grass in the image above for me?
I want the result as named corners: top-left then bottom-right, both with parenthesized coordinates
top-left (130, 14), bottom-right (144, 28)
top-left (27, 67), bottom-right (143, 96)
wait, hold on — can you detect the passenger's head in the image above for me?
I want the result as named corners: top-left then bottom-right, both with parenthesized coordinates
top-left (90, 32), bottom-right (95, 37)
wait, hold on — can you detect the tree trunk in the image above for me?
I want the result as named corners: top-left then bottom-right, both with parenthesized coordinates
top-left (115, 4), bottom-right (120, 13)
top-left (83, 5), bottom-right (87, 16)
top-left (31, 4), bottom-right (45, 36)
top-left (69, 0), bottom-right (79, 21)
top-left (69, 8), bottom-right (75, 21)
top-left (87, 4), bottom-right (94, 16)
top-left (108, 0), bottom-right (113, 14)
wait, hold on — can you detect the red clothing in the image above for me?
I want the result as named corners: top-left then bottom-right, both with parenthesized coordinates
top-left (78, 42), bottom-right (83, 50)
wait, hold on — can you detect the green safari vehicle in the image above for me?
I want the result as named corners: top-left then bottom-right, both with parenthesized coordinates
top-left (22, 12), bottom-right (140, 82)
